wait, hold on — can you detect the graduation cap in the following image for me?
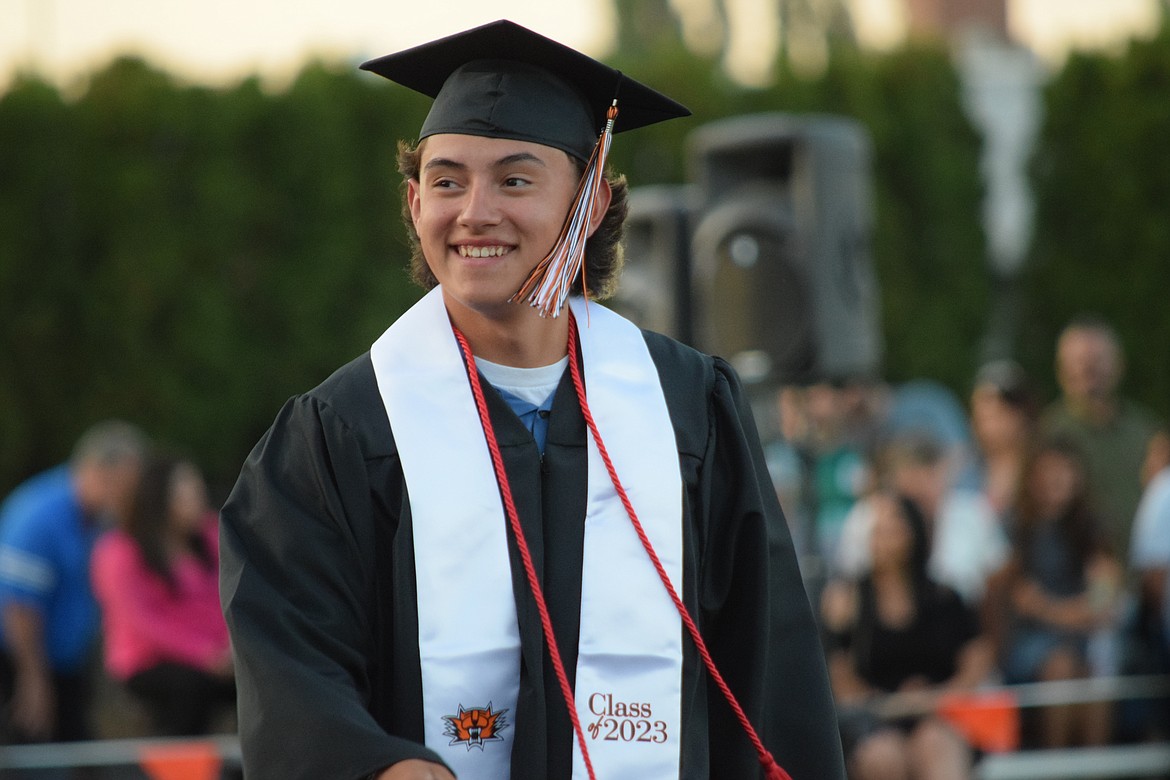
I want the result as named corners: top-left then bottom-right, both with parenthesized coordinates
top-left (360, 20), bottom-right (691, 317)
top-left (360, 19), bottom-right (690, 160)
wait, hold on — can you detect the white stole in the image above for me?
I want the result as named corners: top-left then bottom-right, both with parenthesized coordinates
top-left (371, 288), bottom-right (683, 779)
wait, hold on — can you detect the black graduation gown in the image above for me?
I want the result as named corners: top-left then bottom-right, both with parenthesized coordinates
top-left (219, 330), bottom-right (846, 780)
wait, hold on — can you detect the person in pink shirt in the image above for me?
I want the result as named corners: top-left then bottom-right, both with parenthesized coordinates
top-left (91, 451), bottom-right (234, 735)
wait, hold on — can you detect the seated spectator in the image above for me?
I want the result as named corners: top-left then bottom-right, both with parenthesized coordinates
top-left (822, 490), bottom-right (993, 780)
top-left (1132, 427), bottom-right (1170, 652)
top-left (1128, 427), bottom-right (1170, 730)
top-left (969, 360), bottom-right (1039, 520)
top-left (91, 451), bottom-right (234, 736)
top-left (886, 378), bottom-right (982, 493)
top-left (765, 379), bottom-right (883, 597)
top-left (989, 435), bottom-right (1121, 748)
top-left (836, 431), bottom-right (1008, 605)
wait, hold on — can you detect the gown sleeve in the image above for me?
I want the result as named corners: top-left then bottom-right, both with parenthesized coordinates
top-left (219, 390), bottom-right (445, 780)
top-left (701, 358), bottom-right (847, 780)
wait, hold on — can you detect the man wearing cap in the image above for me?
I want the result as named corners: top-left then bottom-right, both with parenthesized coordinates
top-left (220, 20), bottom-right (844, 780)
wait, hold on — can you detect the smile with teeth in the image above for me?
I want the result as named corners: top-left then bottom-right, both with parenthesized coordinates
top-left (457, 245), bottom-right (512, 258)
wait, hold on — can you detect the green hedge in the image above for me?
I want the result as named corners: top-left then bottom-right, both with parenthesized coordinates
top-left (0, 59), bottom-right (429, 494)
top-left (1018, 21), bottom-right (1170, 421)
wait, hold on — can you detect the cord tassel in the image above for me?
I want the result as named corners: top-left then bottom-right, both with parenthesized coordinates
top-left (511, 101), bottom-right (618, 318)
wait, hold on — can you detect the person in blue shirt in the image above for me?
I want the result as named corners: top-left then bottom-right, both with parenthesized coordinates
top-left (0, 420), bottom-right (147, 743)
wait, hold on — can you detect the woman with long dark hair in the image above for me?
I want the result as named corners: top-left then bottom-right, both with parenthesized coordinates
top-left (823, 490), bottom-right (993, 779)
top-left (91, 451), bottom-right (234, 735)
top-left (992, 435), bottom-right (1120, 747)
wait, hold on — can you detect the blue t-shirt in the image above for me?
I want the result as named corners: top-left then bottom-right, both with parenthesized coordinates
top-left (496, 386), bottom-right (557, 454)
top-left (0, 465), bottom-right (102, 672)
top-left (478, 356), bottom-right (564, 456)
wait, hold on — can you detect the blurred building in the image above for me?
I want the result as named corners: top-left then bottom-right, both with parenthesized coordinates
top-left (905, 0), bottom-right (1009, 39)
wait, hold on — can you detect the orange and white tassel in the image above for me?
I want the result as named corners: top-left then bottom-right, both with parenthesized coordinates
top-left (510, 100), bottom-right (618, 318)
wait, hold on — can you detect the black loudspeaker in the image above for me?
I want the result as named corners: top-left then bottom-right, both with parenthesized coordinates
top-left (610, 184), bottom-right (699, 344)
top-left (687, 113), bottom-right (882, 385)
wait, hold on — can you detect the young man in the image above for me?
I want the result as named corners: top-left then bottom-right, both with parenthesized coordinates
top-left (219, 20), bottom-right (844, 780)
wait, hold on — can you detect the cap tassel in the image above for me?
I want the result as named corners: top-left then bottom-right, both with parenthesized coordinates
top-left (510, 100), bottom-right (618, 318)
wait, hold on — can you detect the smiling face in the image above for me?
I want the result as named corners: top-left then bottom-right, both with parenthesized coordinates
top-left (406, 133), bottom-right (606, 330)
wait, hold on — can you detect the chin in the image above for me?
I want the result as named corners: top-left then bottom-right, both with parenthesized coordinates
top-left (445, 286), bottom-right (521, 316)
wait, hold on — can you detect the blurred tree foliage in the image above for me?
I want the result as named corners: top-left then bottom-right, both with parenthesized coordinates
top-left (2, 12), bottom-right (1165, 497)
top-left (0, 58), bottom-right (429, 495)
top-left (1017, 19), bottom-right (1170, 422)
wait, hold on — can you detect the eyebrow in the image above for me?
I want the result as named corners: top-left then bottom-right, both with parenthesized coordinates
top-left (422, 151), bottom-right (548, 173)
top-left (495, 152), bottom-right (546, 168)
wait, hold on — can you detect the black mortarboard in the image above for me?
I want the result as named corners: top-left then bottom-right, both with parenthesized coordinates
top-left (359, 19), bottom-right (691, 162)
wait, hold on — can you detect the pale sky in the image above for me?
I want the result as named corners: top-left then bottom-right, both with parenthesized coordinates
top-left (0, 0), bottom-right (617, 89)
top-left (0, 0), bottom-right (1162, 91)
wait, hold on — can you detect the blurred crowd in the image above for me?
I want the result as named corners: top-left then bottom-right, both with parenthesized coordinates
top-left (0, 421), bottom-right (235, 748)
top-left (767, 314), bottom-right (1170, 778)
top-left (1, 313), bottom-right (1168, 780)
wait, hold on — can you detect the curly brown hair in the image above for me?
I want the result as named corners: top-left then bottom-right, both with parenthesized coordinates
top-left (396, 138), bottom-right (629, 300)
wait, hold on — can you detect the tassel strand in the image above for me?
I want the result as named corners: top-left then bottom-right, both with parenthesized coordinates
top-left (511, 101), bottom-right (618, 318)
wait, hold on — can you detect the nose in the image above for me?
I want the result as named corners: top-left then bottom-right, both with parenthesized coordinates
top-left (458, 179), bottom-right (502, 228)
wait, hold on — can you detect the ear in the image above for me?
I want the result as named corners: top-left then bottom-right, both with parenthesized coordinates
top-left (585, 177), bottom-right (612, 238)
top-left (407, 178), bottom-right (422, 227)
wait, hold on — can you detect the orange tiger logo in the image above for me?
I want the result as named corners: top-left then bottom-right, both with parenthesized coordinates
top-left (444, 702), bottom-right (509, 750)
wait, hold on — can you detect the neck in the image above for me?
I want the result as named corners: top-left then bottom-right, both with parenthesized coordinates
top-left (443, 290), bottom-right (571, 367)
